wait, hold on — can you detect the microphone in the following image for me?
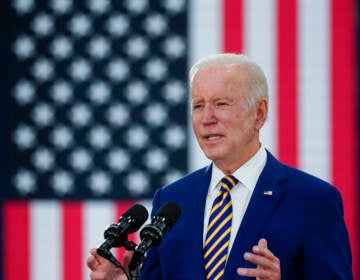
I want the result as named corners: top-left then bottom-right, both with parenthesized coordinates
top-left (139, 202), bottom-right (181, 249)
top-left (97, 203), bottom-right (149, 265)
top-left (129, 202), bottom-right (181, 276)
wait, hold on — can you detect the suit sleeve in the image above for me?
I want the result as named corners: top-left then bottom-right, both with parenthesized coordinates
top-left (139, 189), bottom-right (163, 280)
top-left (303, 187), bottom-right (353, 279)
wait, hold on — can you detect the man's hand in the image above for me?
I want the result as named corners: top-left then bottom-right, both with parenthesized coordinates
top-left (237, 238), bottom-right (280, 280)
top-left (87, 248), bottom-right (133, 280)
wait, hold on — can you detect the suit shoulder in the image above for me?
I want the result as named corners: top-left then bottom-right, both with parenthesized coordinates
top-left (282, 164), bottom-right (339, 196)
top-left (157, 166), bottom-right (210, 194)
top-left (265, 151), bottom-right (336, 194)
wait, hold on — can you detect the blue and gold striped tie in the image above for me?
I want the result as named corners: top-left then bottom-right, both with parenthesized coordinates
top-left (204, 175), bottom-right (239, 280)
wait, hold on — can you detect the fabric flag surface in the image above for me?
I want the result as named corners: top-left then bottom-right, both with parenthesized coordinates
top-left (1, 0), bottom-right (359, 280)
top-left (1, 1), bottom-right (187, 280)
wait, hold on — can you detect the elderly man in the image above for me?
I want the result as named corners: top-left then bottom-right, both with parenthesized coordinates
top-left (87, 53), bottom-right (352, 280)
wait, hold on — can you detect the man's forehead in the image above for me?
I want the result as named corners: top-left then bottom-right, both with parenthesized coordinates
top-left (199, 63), bottom-right (244, 73)
top-left (192, 63), bottom-right (246, 83)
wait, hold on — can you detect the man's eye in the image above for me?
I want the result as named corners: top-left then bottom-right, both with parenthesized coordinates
top-left (216, 102), bottom-right (228, 107)
top-left (192, 104), bottom-right (203, 110)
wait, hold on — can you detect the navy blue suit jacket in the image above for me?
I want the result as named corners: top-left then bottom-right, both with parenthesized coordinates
top-left (140, 151), bottom-right (353, 279)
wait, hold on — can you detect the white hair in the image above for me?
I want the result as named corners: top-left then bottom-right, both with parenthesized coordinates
top-left (189, 53), bottom-right (268, 106)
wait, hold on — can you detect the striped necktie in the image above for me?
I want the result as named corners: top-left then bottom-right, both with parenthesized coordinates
top-left (203, 175), bottom-right (239, 280)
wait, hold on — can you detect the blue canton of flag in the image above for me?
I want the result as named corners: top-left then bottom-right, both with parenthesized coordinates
top-left (3, 0), bottom-right (188, 200)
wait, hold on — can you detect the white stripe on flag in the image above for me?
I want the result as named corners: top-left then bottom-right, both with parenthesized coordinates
top-left (83, 201), bottom-right (115, 280)
top-left (31, 201), bottom-right (62, 280)
top-left (244, 0), bottom-right (277, 155)
top-left (189, 0), bottom-right (222, 62)
top-left (188, 0), bottom-right (221, 171)
top-left (138, 199), bottom-right (153, 221)
top-left (298, 0), bottom-right (331, 181)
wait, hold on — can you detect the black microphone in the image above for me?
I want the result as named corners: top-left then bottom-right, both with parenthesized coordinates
top-left (129, 202), bottom-right (181, 276)
top-left (139, 202), bottom-right (181, 249)
top-left (97, 203), bottom-right (149, 264)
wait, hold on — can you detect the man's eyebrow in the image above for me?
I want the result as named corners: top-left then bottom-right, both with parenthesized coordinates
top-left (213, 97), bottom-right (234, 102)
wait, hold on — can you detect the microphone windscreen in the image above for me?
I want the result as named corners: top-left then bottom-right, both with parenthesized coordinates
top-left (155, 202), bottom-right (181, 227)
top-left (122, 204), bottom-right (149, 232)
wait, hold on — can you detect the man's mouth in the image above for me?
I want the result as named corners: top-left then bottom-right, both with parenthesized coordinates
top-left (205, 135), bottom-right (221, 141)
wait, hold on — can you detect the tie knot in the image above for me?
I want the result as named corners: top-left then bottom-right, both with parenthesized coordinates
top-left (220, 175), bottom-right (238, 193)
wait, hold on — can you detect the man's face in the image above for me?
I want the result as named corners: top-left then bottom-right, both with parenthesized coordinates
top-left (191, 64), bottom-right (267, 170)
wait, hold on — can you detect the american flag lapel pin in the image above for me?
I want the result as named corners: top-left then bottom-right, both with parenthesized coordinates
top-left (263, 190), bottom-right (273, 196)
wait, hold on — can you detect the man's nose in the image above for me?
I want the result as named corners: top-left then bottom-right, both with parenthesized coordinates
top-left (202, 105), bottom-right (217, 124)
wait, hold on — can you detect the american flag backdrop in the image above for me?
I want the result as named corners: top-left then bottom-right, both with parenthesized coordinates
top-left (0, 0), bottom-right (359, 280)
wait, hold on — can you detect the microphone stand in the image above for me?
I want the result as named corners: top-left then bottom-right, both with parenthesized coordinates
top-left (97, 223), bottom-right (138, 274)
top-left (97, 239), bottom-right (137, 268)
top-left (128, 241), bottom-right (150, 280)
top-left (128, 213), bottom-right (176, 279)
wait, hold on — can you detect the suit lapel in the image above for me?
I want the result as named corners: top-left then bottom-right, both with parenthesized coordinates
top-left (183, 165), bottom-right (212, 279)
top-left (224, 152), bottom-right (288, 279)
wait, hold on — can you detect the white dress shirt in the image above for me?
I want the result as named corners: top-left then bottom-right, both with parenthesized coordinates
top-left (203, 145), bottom-right (267, 253)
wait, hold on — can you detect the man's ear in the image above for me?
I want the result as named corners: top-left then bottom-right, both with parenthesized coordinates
top-left (255, 98), bottom-right (268, 130)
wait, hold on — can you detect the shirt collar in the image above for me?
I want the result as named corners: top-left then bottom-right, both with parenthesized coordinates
top-left (210, 144), bottom-right (267, 192)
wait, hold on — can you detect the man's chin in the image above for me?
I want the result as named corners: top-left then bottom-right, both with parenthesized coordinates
top-left (203, 150), bottom-right (225, 162)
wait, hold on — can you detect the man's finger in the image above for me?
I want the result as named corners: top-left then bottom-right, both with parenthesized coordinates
top-left (87, 249), bottom-right (102, 270)
top-left (252, 242), bottom-right (278, 263)
top-left (88, 248), bottom-right (112, 270)
top-left (258, 238), bottom-right (267, 248)
top-left (90, 248), bottom-right (100, 258)
top-left (244, 252), bottom-right (274, 268)
top-left (237, 267), bottom-right (270, 278)
top-left (89, 270), bottom-right (107, 280)
top-left (90, 248), bottom-right (109, 264)
top-left (123, 250), bottom-right (134, 270)
top-left (87, 254), bottom-right (99, 270)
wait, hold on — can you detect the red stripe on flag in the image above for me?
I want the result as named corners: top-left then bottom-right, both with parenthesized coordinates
top-left (277, 0), bottom-right (298, 166)
top-left (3, 201), bottom-right (30, 280)
top-left (62, 201), bottom-right (83, 280)
top-left (330, 0), bottom-right (359, 278)
top-left (114, 201), bottom-right (138, 261)
top-left (222, 0), bottom-right (243, 53)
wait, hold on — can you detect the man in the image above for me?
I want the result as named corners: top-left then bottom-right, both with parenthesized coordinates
top-left (87, 53), bottom-right (353, 279)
